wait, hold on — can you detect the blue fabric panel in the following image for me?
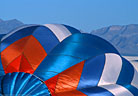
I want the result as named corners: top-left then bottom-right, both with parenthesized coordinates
top-left (50, 41), bottom-right (103, 60)
top-left (34, 33), bottom-right (118, 81)
top-left (0, 76), bottom-right (3, 95)
top-left (0, 34), bottom-right (6, 39)
top-left (64, 33), bottom-right (120, 55)
top-left (78, 86), bottom-right (113, 96)
top-left (28, 83), bottom-right (50, 96)
top-left (77, 54), bottom-right (105, 90)
top-left (34, 55), bottom-right (82, 81)
top-left (0, 34), bottom-right (7, 76)
top-left (50, 33), bottom-right (119, 60)
top-left (0, 55), bottom-right (5, 76)
top-left (117, 57), bottom-right (134, 85)
top-left (63, 24), bottom-right (80, 34)
top-left (1, 25), bottom-right (38, 52)
top-left (123, 85), bottom-right (138, 96)
top-left (32, 26), bottom-right (59, 53)
top-left (1, 72), bottom-right (50, 96)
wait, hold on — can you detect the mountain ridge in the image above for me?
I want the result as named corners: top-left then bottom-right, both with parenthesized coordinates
top-left (91, 24), bottom-right (138, 56)
top-left (0, 18), bottom-right (137, 55)
top-left (0, 19), bottom-right (24, 34)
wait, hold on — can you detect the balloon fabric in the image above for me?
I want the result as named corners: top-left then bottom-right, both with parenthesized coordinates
top-left (0, 24), bottom-right (137, 96)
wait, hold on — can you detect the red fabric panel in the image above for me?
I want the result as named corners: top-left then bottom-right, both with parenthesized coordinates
top-left (23, 35), bottom-right (47, 71)
top-left (19, 55), bottom-right (34, 74)
top-left (4, 55), bottom-right (22, 74)
top-left (45, 61), bottom-right (86, 96)
top-left (45, 75), bottom-right (59, 96)
top-left (1, 36), bottom-right (30, 70)
top-left (1, 35), bottom-right (47, 74)
top-left (55, 61), bottom-right (85, 93)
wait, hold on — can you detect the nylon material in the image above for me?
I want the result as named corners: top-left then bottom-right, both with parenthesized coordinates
top-left (100, 84), bottom-right (133, 96)
top-left (12, 73), bottom-right (31, 95)
top-left (78, 86), bottom-right (114, 96)
top-left (28, 84), bottom-right (50, 96)
top-left (2, 73), bottom-right (17, 95)
top-left (1, 72), bottom-right (50, 96)
top-left (64, 33), bottom-right (119, 55)
top-left (34, 55), bottom-right (82, 81)
top-left (1, 36), bottom-right (30, 70)
top-left (22, 35), bottom-right (47, 71)
top-left (45, 24), bottom-right (72, 42)
top-left (1, 35), bottom-right (46, 74)
top-left (49, 33), bottom-right (120, 61)
top-left (10, 73), bottom-right (18, 95)
top-left (77, 54), bottom-right (105, 90)
top-left (4, 55), bottom-right (22, 74)
top-left (49, 41), bottom-right (104, 60)
top-left (1, 26), bottom-right (38, 52)
top-left (1, 74), bottom-right (10, 95)
top-left (55, 90), bottom-right (86, 96)
top-left (45, 74), bottom-right (59, 95)
top-left (13, 73), bottom-right (32, 95)
top-left (0, 34), bottom-right (6, 40)
top-left (117, 57), bottom-right (134, 85)
top-left (1, 24), bottom-right (39, 42)
top-left (17, 78), bottom-right (40, 95)
top-left (0, 25), bottom-right (137, 95)
top-left (131, 69), bottom-right (138, 88)
top-left (32, 26), bottom-right (59, 53)
top-left (0, 55), bottom-right (5, 76)
top-left (0, 71), bottom-right (4, 77)
top-left (19, 55), bottom-right (34, 74)
top-left (55, 61), bottom-right (84, 93)
top-left (22, 82), bottom-right (42, 95)
top-left (63, 25), bottom-right (80, 34)
top-left (0, 76), bottom-right (3, 94)
top-left (123, 85), bottom-right (138, 96)
top-left (98, 53), bottom-right (122, 86)
top-left (35, 32), bottom-right (120, 83)
top-left (21, 77), bottom-right (39, 93)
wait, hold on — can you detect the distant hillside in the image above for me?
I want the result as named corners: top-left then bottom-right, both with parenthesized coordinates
top-left (0, 18), bottom-right (137, 55)
top-left (91, 24), bottom-right (138, 56)
top-left (0, 19), bottom-right (24, 34)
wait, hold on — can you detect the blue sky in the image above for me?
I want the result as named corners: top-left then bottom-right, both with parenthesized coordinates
top-left (0, 0), bottom-right (138, 32)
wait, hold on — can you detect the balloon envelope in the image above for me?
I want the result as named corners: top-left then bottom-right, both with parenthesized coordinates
top-left (0, 24), bottom-right (137, 96)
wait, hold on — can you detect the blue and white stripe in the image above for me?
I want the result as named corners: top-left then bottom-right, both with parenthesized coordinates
top-left (77, 53), bottom-right (138, 96)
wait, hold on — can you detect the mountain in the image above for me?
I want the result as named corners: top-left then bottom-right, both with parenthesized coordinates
top-left (0, 18), bottom-right (137, 55)
top-left (91, 24), bottom-right (138, 56)
top-left (0, 19), bottom-right (24, 34)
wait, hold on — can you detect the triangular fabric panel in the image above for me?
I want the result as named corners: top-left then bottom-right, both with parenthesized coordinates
top-left (45, 61), bottom-right (86, 96)
top-left (4, 55), bottom-right (22, 74)
top-left (45, 75), bottom-right (59, 96)
top-left (19, 55), bottom-right (34, 74)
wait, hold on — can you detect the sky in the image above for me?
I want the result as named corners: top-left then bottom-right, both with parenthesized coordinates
top-left (0, 0), bottom-right (138, 32)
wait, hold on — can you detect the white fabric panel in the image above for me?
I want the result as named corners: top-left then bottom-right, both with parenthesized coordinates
top-left (101, 84), bottom-right (133, 96)
top-left (131, 69), bottom-right (138, 88)
top-left (45, 24), bottom-right (71, 42)
top-left (98, 53), bottom-right (122, 86)
top-left (1, 24), bottom-right (37, 41)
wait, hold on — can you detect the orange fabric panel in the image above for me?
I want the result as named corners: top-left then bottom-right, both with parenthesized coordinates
top-left (55, 90), bottom-right (86, 96)
top-left (19, 55), bottom-right (34, 74)
top-left (45, 75), bottom-right (59, 96)
top-left (4, 55), bottom-right (22, 74)
top-left (55, 61), bottom-right (85, 95)
top-left (1, 36), bottom-right (30, 70)
top-left (1, 35), bottom-right (47, 74)
top-left (23, 35), bottom-right (47, 71)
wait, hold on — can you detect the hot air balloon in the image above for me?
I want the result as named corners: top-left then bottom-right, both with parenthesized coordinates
top-left (0, 24), bottom-right (137, 96)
